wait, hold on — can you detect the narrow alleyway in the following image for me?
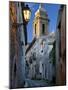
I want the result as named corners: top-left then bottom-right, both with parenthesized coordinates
top-left (24, 78), bottom-right (51, 88)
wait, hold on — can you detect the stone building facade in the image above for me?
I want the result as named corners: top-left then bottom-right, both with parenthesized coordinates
top-left (25, 4), bottom-right (55, 81)
top-left (9, 2), bottom-right (25, 88)
top-left (26, 35), bottom-right (55, 81)
top-left (56, 5), bottom-right (66, 85)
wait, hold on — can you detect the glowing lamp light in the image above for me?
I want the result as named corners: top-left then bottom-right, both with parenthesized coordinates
top-left (23, 5), bottom-right (31, 23)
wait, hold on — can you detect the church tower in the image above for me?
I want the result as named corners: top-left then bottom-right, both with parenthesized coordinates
top-left (33, 4), bottom-right (49, 38)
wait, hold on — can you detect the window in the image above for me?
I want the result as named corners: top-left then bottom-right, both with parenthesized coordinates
top-left (14, 63), bottom-right (16, 78)
top-left (35, 24), bottom-right (36, 34)
top-left (58, 21), bottom-right (61, 58)
top-left (45, 70), bottom-right (46, 77)
top-left (42, 24), bottom-right (45, 34)
top-left (18, 2), bottom-right (19, 7)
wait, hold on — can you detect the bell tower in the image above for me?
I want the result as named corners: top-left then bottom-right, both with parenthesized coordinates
top-left (33, 4), bottom-right (49, 38)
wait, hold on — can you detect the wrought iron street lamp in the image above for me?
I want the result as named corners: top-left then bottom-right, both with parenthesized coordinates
top-left (21, 4), bottom-right (31, 45)
top-left (23, 4), bottom-right (31, 23)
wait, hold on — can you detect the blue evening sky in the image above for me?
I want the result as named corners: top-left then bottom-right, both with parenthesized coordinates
top-left (25, 2), bottom-right (60, 43)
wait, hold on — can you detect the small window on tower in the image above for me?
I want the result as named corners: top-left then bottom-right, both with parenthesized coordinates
top-left (35, 24), bottom-right (36, 34)
top-left (42, 24), bottom-right (45, 34)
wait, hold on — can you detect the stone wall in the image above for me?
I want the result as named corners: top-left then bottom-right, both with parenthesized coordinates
top-left (56, 5), bottom-right (66, 85)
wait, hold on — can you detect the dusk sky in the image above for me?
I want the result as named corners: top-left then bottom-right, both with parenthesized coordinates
top-left (25, 2), bottom-right (60, 43)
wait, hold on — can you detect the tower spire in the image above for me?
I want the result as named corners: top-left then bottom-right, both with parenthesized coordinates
top-left (39, 3), bottom-right (44, 9)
